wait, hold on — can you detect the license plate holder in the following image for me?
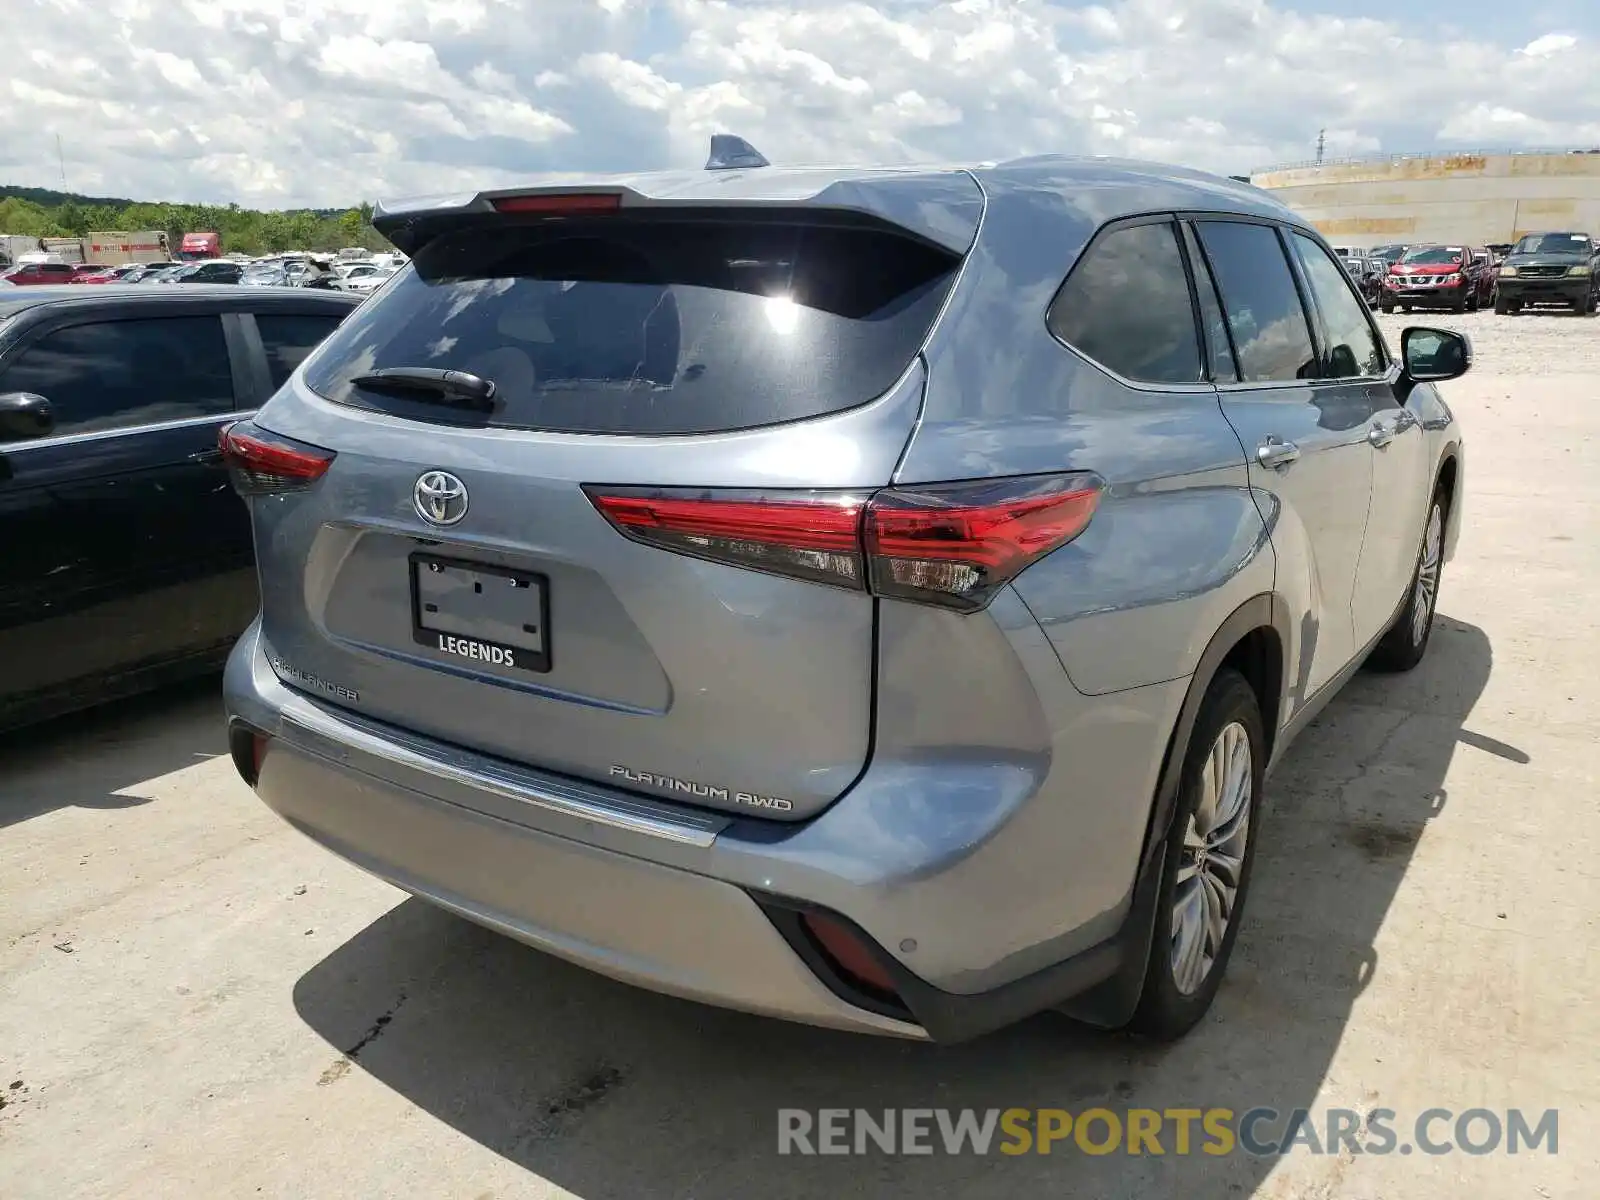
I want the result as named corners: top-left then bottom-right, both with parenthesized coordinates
top-left (410, 552), bottom-right (551, 673)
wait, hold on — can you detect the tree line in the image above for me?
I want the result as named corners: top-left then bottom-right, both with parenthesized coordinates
top-left (0, 186), bottom-right (393, 255)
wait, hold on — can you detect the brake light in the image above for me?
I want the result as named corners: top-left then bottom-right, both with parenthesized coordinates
top-left (219, 420), bottom-right (336, 496)
top-left (490, 192), bottom-right (622, 215)
top-left (584, 473), bottom-right (1102, 611)
top-left (584, 487), bottom-right (868, 590)
top-left (865, 475), bottom-right (1102, 611)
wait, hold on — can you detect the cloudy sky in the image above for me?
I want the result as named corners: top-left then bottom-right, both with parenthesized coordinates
top-left (3, 0), bottom-right (1596, 209)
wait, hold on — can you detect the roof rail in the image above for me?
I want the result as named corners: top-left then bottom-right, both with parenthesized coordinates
top-left (705, 134), bottom-right (770, 171)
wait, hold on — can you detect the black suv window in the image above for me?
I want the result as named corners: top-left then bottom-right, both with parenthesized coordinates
top-left (0, 316), bottom-right (234, 441)
top-left (1291, 233), bottom-right (1385, 379)
top-left (1047, 221), bottom-right (1202, 384)
top-left (255, 311), bottom-right (347, 390)
top-left (1194, 221), bottom-right (1317, 384)
top-left (302, 217), bottom-right (961, 435)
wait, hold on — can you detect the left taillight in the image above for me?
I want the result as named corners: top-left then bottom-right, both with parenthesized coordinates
top-left (219, 420), bottom-right (335, 496)
top-left (584, 472), bottom-right (1102, 613)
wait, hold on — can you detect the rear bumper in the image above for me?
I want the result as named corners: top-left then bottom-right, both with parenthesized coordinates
top-left (226, 619), bottom-right (1184, 1041)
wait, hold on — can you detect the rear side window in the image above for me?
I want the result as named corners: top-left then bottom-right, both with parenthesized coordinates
top-left (1046, 221), bottom-right (1202, 384)
top-left (255, 311), bottom-right (347, 390)
top-left (0, 316), bottom-right (234, 440)
top-left (302, 217), bottom-right (960, 435)
top-left (1290, 233), bottom-right (1385, 379)
top-left (1195, 221), bottom-right (1317, 384)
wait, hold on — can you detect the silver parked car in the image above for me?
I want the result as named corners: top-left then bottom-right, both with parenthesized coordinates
top-left (222, 146), bottom-right (1468, 1043)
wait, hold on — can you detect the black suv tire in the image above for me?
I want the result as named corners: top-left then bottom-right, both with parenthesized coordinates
top-left (1127, 668), bottom-right (1264, 1041)
top-left (1368, 490), bottom-right (1446, 673)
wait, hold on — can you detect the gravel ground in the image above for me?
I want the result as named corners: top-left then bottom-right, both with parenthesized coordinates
top-left (1375, 306), bottom-right (1600, 374)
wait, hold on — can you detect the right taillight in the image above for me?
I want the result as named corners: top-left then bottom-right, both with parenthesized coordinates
top-left (864, 474), bottom-right (1102, 611)
top-left (584, 472), bottom-right (1102, 612)
top-left (219, 420), bottom-right (336, 496)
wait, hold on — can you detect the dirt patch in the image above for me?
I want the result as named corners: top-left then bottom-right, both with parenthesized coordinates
top-left (1346, 820), bottom-right (1423, 862)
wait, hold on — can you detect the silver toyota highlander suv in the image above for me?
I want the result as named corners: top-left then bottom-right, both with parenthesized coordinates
top-left (222, 147), bottom-right (1467, 1043)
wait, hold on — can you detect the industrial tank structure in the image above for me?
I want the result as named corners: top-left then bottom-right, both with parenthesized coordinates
top-left (1250, 150), bottom-right (1600, 247)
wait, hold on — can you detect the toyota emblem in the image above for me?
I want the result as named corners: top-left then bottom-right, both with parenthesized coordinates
top-left (414, 470), bottom-right (469, 527)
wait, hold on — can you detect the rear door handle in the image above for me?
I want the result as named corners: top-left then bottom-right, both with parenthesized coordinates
top-left (1256, 437), bottom-right (1301, 470)
top-left (1367, 422), bottom-right (1395, 449)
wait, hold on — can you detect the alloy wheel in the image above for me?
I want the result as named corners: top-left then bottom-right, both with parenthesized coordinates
top-left (1411, 504), bottom-right (1443, 646)
top-left (1171, 721), bottom-right (1253, 996)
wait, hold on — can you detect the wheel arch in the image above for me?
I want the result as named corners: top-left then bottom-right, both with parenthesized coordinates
top-left (1138, 592), bottom-right (1292, 875)
top-left (1435, 442), bottom-right (1463, 563)
top-left (1056, 590), bottom-right (1292, 1029)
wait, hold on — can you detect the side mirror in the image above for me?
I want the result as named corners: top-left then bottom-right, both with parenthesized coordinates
top-left (1400, 327), bottom-right (1471, 384)
top-left (0, 391), bottom-right (54, 441)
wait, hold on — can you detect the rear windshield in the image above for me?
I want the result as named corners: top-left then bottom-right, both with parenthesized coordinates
top-left (301, 216), bottom-right (960, 435)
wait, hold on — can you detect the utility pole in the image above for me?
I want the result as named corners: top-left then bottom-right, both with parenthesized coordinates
top-left (1316, 128), bottom-right (1326, 166)
top-left (56, 134), bottom-right (67, 191)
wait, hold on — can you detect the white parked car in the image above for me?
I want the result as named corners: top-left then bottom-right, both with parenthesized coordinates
top-left (340, 264), bottom-right (398, 293)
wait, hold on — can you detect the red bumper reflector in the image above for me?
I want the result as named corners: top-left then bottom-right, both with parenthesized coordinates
top-left (801, 913), bottom-right (900, 996)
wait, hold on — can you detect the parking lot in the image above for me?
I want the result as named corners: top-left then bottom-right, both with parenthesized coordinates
top-left (3, 307), bottom-right (1597, 1198)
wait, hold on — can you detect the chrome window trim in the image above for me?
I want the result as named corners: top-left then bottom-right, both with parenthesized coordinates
top-left (0, 410), bottom-right (241, 452)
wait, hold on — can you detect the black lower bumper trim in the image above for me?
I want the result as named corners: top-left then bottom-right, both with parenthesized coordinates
top-left (755, 894), bottom-right (1132, 1043)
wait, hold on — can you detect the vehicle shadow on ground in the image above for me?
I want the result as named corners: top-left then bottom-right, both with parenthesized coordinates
top-left (0, 676), bottom-right (225, 830)
top-left (293, 616), bottom-right (1504, 1199)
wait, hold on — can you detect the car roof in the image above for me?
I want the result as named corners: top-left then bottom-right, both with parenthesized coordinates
top-left (0, 284), bottom-right (361, 321)
top-left (373, 154), bottom-right (1303, 256)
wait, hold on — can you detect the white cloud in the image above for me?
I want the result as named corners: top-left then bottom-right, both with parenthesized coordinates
top-left (0, 0), bottom-right (1596, 210)
top-left (1518, 33), bottom-right (1577, 57)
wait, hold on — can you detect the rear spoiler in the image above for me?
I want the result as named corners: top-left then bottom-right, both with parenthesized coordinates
top-left (372, 139), bottom-right (985, 258)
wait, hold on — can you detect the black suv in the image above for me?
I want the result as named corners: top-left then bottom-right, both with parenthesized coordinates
top-left (0, 284), bottom-right (360, 729)
top-left (1495, 231), bottom-right (1600, 314)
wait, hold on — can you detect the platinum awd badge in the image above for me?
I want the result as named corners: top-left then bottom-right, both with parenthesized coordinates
top-left (610, 765), bottom-right (795, 812)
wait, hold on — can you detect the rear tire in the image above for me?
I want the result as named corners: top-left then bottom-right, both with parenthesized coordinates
top-left (1126, 669), bottom-right (1264, 1041)
top-left (1367, 493), bottom-right (1445, 673)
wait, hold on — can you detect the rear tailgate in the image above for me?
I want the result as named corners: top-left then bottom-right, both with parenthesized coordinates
top-left (241, 194), bottom-right (975, 820)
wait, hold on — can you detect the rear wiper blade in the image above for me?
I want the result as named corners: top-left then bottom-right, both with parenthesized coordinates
top-left (349, 367), bottom-right (496, 411)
